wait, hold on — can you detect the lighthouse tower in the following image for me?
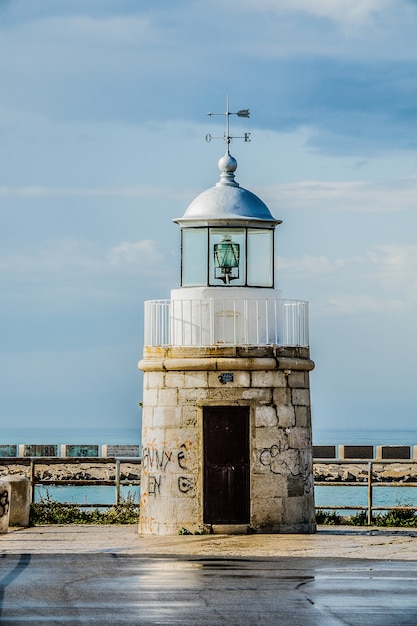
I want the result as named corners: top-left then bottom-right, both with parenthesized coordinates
top-left (138, 104), bottom-right (315, 535)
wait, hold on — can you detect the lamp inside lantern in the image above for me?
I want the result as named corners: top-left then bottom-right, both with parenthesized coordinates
top-left (214, 235), bottom-right (240, 284)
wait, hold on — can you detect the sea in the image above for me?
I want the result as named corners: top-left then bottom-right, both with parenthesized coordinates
top-left (1, 426), bottom-right (417, 514)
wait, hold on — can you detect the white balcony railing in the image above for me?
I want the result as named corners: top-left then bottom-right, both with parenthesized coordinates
top-left (144, 298), bottom-right (309, 348)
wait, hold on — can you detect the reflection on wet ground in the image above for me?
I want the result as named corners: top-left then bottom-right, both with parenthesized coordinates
top-left (0, 554), bottom-right (417, 625)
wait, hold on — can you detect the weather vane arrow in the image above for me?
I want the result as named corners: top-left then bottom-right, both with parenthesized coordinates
top-left (205, 96), bottom-right (251, 148)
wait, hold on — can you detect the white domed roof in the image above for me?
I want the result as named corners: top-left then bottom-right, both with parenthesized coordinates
top-left (174, 152), bottom-right (281, 227)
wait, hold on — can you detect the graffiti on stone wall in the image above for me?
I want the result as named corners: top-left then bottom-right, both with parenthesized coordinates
top-left (144, 443), bottom-right (196, 497)
top-left (142, 447), bottom-right (172, 472)
top-left (260, 445), bottom-right (281, 474)
top-left (0, 489), bottom-right (9, 518)
top-left (148, 475), bottom-right (161, 496)
top-left (178, 476), bottom-right (194, 493)
top-left (177, 444), bottom-right (189, 470)
top-left (259, 437), bottom-right (313, 496)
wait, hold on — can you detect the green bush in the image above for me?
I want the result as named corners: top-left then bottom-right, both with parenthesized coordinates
top-left (30, 491), bottom-right (139, 526)
top-left (375, 507), bottom-right (417, 528)
top-left (315, 510), bottom-right (343, 525)
top-left (316, 504), bottom-right (417, 527)
top-left (347, 511), bottom-right (368, 526)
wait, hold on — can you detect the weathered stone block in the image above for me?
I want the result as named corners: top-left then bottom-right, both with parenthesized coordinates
top-left (295, 405), bottom-right (311, 428)
top-left (287, 371), bottom-right (308, 389)
top-left (251, 497), bottom-right (283, 527)
top-left (153, 406), bottom-right (181, 428)
top-left (282, 495), bottom-right (315, 527)
top-left (255, 405), bottom-right (277, 427)
top-left (181, 405), bottom-right (198, 426)
top-left (178, 388), bottom-right (208, 405)
top-left (241, 388), bottom-right (272, 404)
top-left (291, 389), bottom-right (310, 407)
top-left (145, 372), bottom-right (166, 389)
top-left (255, 427), bottom-right (281, 451)
top-left (289, 428), bottom-right (311, 450)
top-left (251, 370), bottom-right (286, 388)
top-left (251, 472), bottom-right (286, 498)
top-left (143, 388), bottom-right (158, 407)
top-left (157, 388), bottom-right (178, 407)
top-left (183, 371), bottom-right (209, 388)
top-left (163, 428), bottom-right (198, 452)
top-left (272, 387), bottom-right (291, 406)
top-left (287, 475), bottom-right (306, 497)
top-left (276, 404), bottom-right (295, 427)
top-left (164, 372), bottom-right (186, 388)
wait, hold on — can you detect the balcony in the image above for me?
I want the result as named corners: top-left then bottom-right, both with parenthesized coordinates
top-left (144, 298), bottom-right (309, 348)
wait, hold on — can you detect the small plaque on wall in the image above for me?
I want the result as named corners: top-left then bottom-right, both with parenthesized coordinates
top-left (218, 373), bottom-right (234, 384)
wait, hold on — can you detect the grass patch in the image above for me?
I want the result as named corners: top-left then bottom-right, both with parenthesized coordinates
top-left (372, 507), bottom-right (417, 528)
top-left (315, 510), bottom-right (343, 525)
top-left (30, 491), bottom-right (139, 526)
top-left (316, 505), bottom-right (417, 527)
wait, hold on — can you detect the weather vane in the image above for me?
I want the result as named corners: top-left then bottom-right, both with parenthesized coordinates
top-left (205, 95), bottom-right (251, 150)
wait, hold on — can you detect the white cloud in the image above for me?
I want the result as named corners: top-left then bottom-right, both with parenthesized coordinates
top-left (279, 243), bottom-right (417, 315)
top-left (277, 254), bottom-right (348, 277)
top-left (109, 240), bottom-right (165, 267)
top-left (0, 185), bottom-right (174, 198)
top-left (324, 294), bottom-right (407, 314)
top-left (259, 177), bottom-right (417, 213)
top-left (0, 238), bottom-right (167, 275)
top-left (234, 0), bottom-right (394, 24)
top-left (367, 243), bottom-right (417, 296)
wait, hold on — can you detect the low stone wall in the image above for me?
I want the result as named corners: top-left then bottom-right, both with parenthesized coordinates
top-left (314, 462), bottom-right (417, 483)
top-left (0, 460), bottom-right (141, 483)
top-left (0, 444), bottom-right (140, 458)
top-left (2, 459), bottom-right (416, 486)
top-left (313, 445), bottom-right (417, 460)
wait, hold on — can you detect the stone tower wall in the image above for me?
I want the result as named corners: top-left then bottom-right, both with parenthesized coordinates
top-left (138, 346), bottom-right (315, 535)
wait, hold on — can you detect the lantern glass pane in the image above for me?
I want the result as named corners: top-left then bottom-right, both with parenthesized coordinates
top-left (209, 228), bottom-right (245, 286)
top-left (182, 228), bottom-right (208, 286)
top-left (247, 229), bottom-right (273, 287)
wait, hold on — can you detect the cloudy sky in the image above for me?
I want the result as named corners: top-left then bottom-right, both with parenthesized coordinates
top-left (1, 0), bottom-right (417, 435)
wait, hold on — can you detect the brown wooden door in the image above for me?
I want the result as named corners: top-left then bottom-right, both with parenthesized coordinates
top-left (203, 406), bottom-right (250, 524)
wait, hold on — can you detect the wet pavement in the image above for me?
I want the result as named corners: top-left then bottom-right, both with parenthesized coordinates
top-left (1, 526), bottom-right (417, 624)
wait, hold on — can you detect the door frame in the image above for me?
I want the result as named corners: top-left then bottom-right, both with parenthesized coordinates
top-left (198, 400), bottom-right (254, 526)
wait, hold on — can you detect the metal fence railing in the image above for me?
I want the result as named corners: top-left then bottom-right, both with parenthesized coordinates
top-left (0, 457), bottom-right (141, 508)
top-left (144, 298), bottom-right (309, 348)
top-left (3, 457), bottom-right (416, 524)
top-left (314, 459), bottom-right (417, 525)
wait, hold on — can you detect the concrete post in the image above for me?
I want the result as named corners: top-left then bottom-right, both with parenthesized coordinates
top-left (2, 475), bottom-right (31, 527)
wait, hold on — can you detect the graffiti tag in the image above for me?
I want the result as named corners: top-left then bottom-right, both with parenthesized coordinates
top-left (142, 447), bottom-right (172, 472)
top-left (178, 476), bottom-right (194, 494)
top-left (148, 475), bottom-right (161, 496)
top-left (0, 489), bottom-right (9, 518)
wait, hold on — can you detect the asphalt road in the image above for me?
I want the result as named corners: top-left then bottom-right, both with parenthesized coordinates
top-left (1, 553), bottom-right (417, 625)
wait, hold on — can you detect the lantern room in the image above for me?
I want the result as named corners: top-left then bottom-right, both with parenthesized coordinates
top-left (175, 152), bottom-right (281, 289)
